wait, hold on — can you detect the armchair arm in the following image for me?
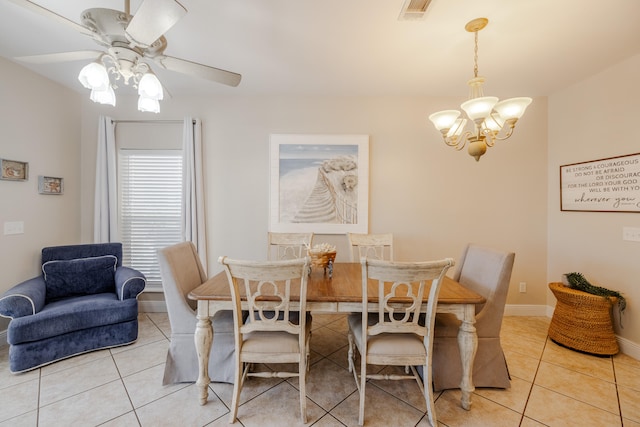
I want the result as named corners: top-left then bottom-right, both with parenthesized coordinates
top-left (0, 276), bottom-right (46, 319)
top-left (115, 267), bottom-right (146, 300)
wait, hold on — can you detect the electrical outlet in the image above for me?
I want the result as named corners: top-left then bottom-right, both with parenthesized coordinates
top-left (519, 282), bottom-right (527, 293)
top-left (4, 221), bottom-right (24, 235)
top-left (622, 227), bottom-right (640, 242)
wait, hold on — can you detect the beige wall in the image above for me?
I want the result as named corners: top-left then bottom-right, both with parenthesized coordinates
top-left (548, 53), bottom-right (640, 345)
top-left (78, 94), bottom-right (549, 309)
top-left (0, 57), bottom-right (82, 331)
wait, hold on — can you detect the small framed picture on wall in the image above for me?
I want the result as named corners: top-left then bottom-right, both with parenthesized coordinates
top-left (38, 176), bottom-right (64, 195)
top-left (0, 158), bottom-right (29, 181)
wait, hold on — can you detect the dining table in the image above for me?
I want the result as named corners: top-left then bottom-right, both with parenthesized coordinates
top-left (188, 262), bottom-right (486, 411)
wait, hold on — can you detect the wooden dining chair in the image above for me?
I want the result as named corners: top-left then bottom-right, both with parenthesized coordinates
top-left (267, 232), bottom-right (314, 260)
top-left (219, 256), bottom-right (312, 424)
top-left (347, 257), bottom-right (454, 426)
top-left (347, 232), bottom-right (394, 262)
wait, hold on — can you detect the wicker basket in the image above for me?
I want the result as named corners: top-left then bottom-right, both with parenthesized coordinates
top-left (548, 282), bottom-right (619, 355)
top-left (308, 250), bottom-right (336, 269)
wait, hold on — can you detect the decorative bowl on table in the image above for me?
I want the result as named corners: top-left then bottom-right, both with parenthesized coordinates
top-left (308, 243), bottom-right (337, 277)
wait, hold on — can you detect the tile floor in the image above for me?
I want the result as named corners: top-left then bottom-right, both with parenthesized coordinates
top-left (1, 314), bottom-right (639, 427)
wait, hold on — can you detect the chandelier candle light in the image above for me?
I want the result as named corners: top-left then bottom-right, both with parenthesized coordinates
top-left (429, 18), bottom-right (532, 161)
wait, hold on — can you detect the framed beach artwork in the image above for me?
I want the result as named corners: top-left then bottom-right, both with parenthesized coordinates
top-left (38, 176), bottom-right (64, 195)
top-left (270, 134), bottom-right (369, 234)
top-left (0, 158), bottom-right (28, 181)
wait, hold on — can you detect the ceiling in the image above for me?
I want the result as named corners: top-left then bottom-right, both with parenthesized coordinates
top-left (0, 0), bottom-right (639, 99)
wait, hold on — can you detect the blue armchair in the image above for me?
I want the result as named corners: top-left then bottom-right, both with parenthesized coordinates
top-left (0, 243), bottom-right (146, 373)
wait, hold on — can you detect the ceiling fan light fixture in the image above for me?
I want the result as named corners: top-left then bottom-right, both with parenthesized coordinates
top-left (138, 72), bottom-right (164, 100)
top-left (78, 61), bottom-right (110, 91)
top-left (89, 85), bottom-right (116, 106)
top-left (137, 96), bottom-right (160, 113)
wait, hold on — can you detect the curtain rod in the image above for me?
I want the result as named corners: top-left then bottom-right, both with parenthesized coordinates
top-left (111, 119), bottom-right (195, 124)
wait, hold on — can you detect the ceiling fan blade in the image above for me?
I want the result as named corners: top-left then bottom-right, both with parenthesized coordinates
top-left (15, 50), bottom-right (103, 64)
top-left (125, 0), bottom-right (187, 48)
top-left (7, 0), bottom-right (93, 37)
top-left (155, 55), bottom-right (242, 87)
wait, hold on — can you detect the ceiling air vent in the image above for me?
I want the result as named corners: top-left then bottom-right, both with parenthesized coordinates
top-left (398, 0), bottom-right (433, 20)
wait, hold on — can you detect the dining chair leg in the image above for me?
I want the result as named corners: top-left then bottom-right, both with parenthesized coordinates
top-left (423, 363), bottom-right (438, 427)
top-left (229, 360), bottom-right (243, 423)
top-left (299, 359), bottom-right (308, 423)
top-left (358, 356), bottom-right (367, 426)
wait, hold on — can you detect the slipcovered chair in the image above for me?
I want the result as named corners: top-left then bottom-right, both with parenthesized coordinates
top-left (158, 242), bottom-right (238, 384)
top-left (0, 243), bottom-right (146, 373)
top-left (430, 244), bottom-right (515, 391)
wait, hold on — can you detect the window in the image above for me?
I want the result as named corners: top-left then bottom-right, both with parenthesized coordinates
top-left (119, 150), bottom-right (183, 288)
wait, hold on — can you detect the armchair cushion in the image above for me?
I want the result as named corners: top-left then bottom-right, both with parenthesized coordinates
top-left (43, 255), bottom-right (117, 300)
top-left (7, 293), bottom-right (138, 345)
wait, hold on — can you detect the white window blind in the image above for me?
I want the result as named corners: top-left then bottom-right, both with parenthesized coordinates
top-left (119, 150), bottom-right (183, 286)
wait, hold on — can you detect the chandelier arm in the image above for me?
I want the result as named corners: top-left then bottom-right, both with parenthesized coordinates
top-left (491, 119), bottom-right (517, 142)
top-left (443, 130), bottom-right (474, 151)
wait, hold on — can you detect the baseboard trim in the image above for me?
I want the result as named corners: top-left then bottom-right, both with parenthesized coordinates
top-left (617, 335), bottom-right (640, 360)
top-left (504, 304), bottom-right (548, 316)
top-left (139, 300), bottom-right (167, 313)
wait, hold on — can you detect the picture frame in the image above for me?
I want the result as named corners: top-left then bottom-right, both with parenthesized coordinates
top-left (38, 176), bottom-right (64, 195)
top-left (270, 134), bottom-right (369, 234)
top-left (560, 153), bottom-right (640, 212)
top-left (0, 158), bottom-right (28, 181)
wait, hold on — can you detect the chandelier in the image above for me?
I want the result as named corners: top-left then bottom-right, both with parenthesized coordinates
top-left (429, 18), bottom-right (532, 161)
top-left (78, 51), bottom-right (164, 113)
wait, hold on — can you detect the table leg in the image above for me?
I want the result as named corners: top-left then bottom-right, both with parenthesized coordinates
top-left (195, 309), bottom-right (213, 405)
top-left (457, 304), bottom-right (478, 410)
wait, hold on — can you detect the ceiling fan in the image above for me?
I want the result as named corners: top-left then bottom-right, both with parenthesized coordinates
top-left (8, 0), bottom-right (241, 111)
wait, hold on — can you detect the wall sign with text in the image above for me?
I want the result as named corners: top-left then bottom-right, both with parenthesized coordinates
top-left (560, 153), bottom-right (640, 212)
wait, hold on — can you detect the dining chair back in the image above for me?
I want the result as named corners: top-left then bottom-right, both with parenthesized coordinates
top-left (347, 257), bottom-right (454, 426)
top-left (431, 244), bottom-right (515, 391)
top-left (347, 232), bottom-right (394, 262)
top-left (219, 256), bottom-right (311, 424)
top-left (158, 242), bottom-right (237, 384)
top-left (267, 232), bottom-right (314, 260)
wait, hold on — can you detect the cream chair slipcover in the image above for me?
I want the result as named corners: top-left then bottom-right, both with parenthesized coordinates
top-left (219, 256), bottom-right (312, 424)
top-left (347, 257), bottom-right (454, 426)
top-left (267, 232), bottom-right (314, 260)
top-left (431, 244), bottom-right (515, 391)
top-left (158, 242), bottom-right (237, 384)
top-left (347, 232), bottom-right (394, 262)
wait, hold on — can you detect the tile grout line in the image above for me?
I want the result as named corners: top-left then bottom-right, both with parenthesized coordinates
top-left (517, 334), bottom-right (549, 426)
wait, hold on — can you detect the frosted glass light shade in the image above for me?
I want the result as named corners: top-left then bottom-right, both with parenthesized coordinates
top-left (493, 97), bottom-right (532, 120)
top-left (447, 118), bottom-right (468, 138)
top-left (138, 72), bottom-right (164, 100)
top-left (89, 86), bottom-right (116, 106)
top-left (429, 110), bottom-right (461, 131)
top-left (78, 62), bottom-right (110, 91)
top-left (482, 114), bottom-right (504, 132)
top-left (138, 96), bottom-right (160, 113)
top-left (461, 96), bottom-right (498, 121)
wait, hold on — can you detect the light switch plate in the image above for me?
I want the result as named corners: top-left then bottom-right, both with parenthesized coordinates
top-left (622, 227), bottom-right (640, 242)
top-left (4, 221), bottom-right (24, 235)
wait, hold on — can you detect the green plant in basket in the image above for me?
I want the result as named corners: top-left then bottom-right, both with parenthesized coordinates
top-left (564, 272), bottom-right (626, 322)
